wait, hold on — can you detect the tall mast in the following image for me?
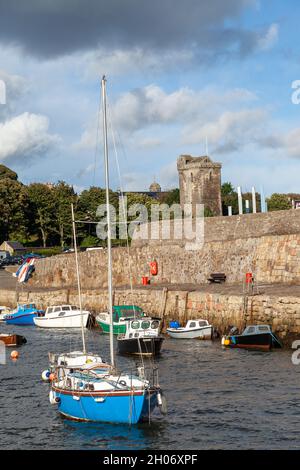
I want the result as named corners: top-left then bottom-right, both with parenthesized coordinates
top-left (101, 76), bottom-right (115, 368)
top-left (71, 203), bottom-right (86, 354)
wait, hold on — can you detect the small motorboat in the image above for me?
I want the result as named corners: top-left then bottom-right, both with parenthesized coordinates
top-left (96, 305), bottom-right (146, 334)
top-left (0, 333), bottom-right (27, 347)
top-left (33, 305), bottom-right (90, 328)
top-left (4, 303), bottom-right (44, 325)
top-left (166, 319), bottom-right (213, 339)
top-left (221, 325), bottom-right (282, 351)
top-left (117, 317), bottom-right (164, 356)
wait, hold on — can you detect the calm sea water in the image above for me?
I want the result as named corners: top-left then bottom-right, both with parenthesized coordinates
top-left (0, 324), bottom-right (300, 450)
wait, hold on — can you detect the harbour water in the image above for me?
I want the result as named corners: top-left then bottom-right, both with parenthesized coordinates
top-left (1, 324), bottom-right (300, 450)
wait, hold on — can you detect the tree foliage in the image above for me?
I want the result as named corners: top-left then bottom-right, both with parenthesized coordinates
top-left (1, 164), bottom-right (296, 250)
top-left (0, 164), bottom-right (18, 181)
top-left (266, 193), bottom-right (291, 211)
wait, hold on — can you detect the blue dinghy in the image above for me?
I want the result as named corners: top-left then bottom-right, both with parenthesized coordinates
top-left (5, 303), bottom-right (44, 325)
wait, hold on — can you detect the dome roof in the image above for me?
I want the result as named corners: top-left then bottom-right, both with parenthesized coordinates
top-left (149, 181), bottom-right (161, 192)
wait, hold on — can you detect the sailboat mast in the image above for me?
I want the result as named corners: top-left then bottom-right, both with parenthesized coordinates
top-left (71, 203), bottom-right (86, 354)
top-left (101, 75), bottom-right (115, 368)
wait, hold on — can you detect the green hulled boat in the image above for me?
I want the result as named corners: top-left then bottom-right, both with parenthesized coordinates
top-left (95, 305), bottom-right (146, 334)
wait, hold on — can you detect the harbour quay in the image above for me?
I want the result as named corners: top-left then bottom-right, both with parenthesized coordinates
top-left (2, 209), bottom-right (300, 345)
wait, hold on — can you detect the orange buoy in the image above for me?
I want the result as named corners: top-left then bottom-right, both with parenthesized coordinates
top-left (49, 373), bottom-right (56, 382)
top-left (11, 350), bottom-right (19, 360)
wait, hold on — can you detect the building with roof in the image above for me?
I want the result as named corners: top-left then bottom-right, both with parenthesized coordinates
top-left (0, 241), bottom-right (26, 256)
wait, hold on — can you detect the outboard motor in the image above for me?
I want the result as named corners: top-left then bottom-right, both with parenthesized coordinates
top-left (229, 326), bottom-right (239, 336)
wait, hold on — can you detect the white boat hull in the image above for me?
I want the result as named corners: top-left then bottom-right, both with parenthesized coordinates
top-left (34, 312), bottom-right (90, 328)
top-left (166, 326), bottom-right (212, 339)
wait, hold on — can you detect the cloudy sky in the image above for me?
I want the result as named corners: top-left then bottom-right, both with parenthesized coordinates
top-left (0, 0), bottom-right (299, 194)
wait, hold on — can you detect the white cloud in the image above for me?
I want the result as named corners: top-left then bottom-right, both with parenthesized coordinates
top-left (84, 47), bottom-right (194, 78)
top-left (257, 23), bottom-right (279, 51)
top-left (111, 84), bottom-right (258, 134)
top-left (0, 112), bottom-right (60, 163)
top-left (258, 127), bottom-right (300, 159)
top-left (0, 69), bottom-right (28, 119)
top-left (135, 137), bottom-right (162, 149)
top-left (181, 108), bottom-right (268, 152)
top-left (74, 83), bottom-right (258, 150)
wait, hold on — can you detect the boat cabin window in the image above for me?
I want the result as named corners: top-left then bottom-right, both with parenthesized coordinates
top-left (58, 312), bottom-right (65, 317)
top-left (62, 306), bottom-right (71, 311)
top-left (258, 326), bottom-right (269, 332)
top-left (151, 320), bottom-right (160, 329)
top-left (71, 306), bottom-right (78, 310)
top-left (47, 307), bottom-right (53, 314)
top-left (131, 320), bottom-right (140, 329)
top-left (199, 321), bottom-right (207, 327)
top-left (244, 326), bottom-right (255, 335)
top-left (54, 307), bottom-right (61, 312)
top-left (189, 321), bottom-right (196, 328)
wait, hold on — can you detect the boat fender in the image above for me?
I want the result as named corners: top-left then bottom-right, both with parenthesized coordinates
top-left (119, 380), bottom-right (127, 387)
top-left (157, 391), bottom-right (167, 415)
top-left (49, 390), bottom-right (57, 405)
top-left (42, 370), bottom-right (51, 382)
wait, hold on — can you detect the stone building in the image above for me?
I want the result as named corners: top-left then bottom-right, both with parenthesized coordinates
top-left (0, 241), bottom-right (26, 256)
top-left (177, 155), bottom-right (222, 216)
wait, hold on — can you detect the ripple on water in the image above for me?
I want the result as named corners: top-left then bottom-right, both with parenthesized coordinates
top-left (0, 325), bottom-right (299, 449)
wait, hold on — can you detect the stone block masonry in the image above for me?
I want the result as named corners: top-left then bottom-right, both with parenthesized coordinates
top-left (2, 209), bottom-right (299, 344)
top-left (1, 285), bottom-right (300, 344)
top-left (29, 232), bottom-right (300, 290)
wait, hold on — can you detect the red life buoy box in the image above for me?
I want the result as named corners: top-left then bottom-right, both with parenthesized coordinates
top-left (245, 272), bottom-right (253, 284)
top-left (150, 261), bottom-right (158, 276)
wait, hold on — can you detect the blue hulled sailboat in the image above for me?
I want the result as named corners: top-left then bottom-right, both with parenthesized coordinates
top-left (47, 77), bottom-right (165, 424)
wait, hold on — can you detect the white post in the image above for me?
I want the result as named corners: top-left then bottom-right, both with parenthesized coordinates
top-left (228, 206), bottom-right (232, 216)
top-left (237, 186), bottom-right (243, 215)
top-left (252, 187), bottom-right (257, 213)
top-left (245, 200), bottom-right (250, 214)
top-left (260, 186), bottom-right (266, 213)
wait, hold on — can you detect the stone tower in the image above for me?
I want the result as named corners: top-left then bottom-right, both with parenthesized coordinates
top-left (177, 155), bottom-right (222, 216)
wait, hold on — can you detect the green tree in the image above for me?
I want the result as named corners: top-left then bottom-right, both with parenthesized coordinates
top-left (0, 164), bottom-right (18, 181)
top-left (77, 186), bottom-right (119, 242)
top-left (27, 183), bottom-right (56, 247)
top-left (0, 178), bottom-right (30, 242)
top-left (52, 181), bottom-right (77, 249)
top-left (221, 182), bottom-right (235, 196)
top-left (80, 235), bottom-right (101, 248)
top-left (266, 193), bottom-right (291, 211)
top-left (159, 188), bottom-right (180, 206)
top-left (221, 182), bottom-right (238, 215)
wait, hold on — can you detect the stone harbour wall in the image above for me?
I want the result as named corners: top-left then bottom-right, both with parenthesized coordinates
top-left (1, 286), bottom-right (300, 344)
top-left (132, 208), bottom-right (300, 247)
top-left (29, 233), bottom-right (300, 289)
